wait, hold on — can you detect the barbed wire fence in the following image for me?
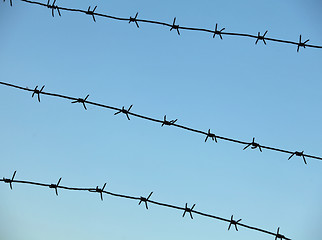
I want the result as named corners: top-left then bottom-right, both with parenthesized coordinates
top-left (1, 171), bottom-right (291, 240)
top-left (0, 81), bottom-right (321, 164)
top-left (3, 0), bottom-right (322, 52)
top-left (1, 1), bottom-right (319, 239)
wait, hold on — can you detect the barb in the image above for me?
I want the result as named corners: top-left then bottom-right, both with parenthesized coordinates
top-left (138, 191), bottom-right (153, 209)
top-left (182, 203), bottom-right (196, 219)
top-left (49, 177), bottom-right (62, 196)
top-left (46, 0), bottom-right (61, 17)
top-left (228, 215), bottom-right (242, 231)
top-left (71, 94), bottom-right (89, 110)
top-left (31, 85), bottom-right (45, 102)
top-left (255, 30), bottom-right (268, 45)
top-left (3, 0), bottom-right (13, 7)
top-left (129, 12), bottom-right (139, 28)
top-left (205, 129), bottom-right (217, 143)
top-left (297, 35), bottom-right (309, 52)
top-left (213, 23), bottom-right (225, 39)
top-left (161, 115), bottom-right (178, 127)
top-left (86, 5), bottom-right (97, 22)
top-left (0, 172), bottom-right (292, 240)
top-left (170, 17), bottom-right (180, 35)
top-left (7, 0), bottom-right (321, 51)
top-left (275, 227), bottom-right (286, 240)
top-left (243, 137), bottom-right (262, 152)
top-left (288, 151), bottom-right (307, 165)
top-left (3, 170), bottom-right (16, 189)
top-left (89, 182), bottom-right (107, 201)
top-left (1, 81), bottom-right (321, 164)
top-left (114, 105), bottom-right (133, 120)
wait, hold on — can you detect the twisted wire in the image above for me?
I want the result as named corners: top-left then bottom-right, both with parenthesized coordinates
top-left (0, 171), bottom-right (291, 240)
top-left (0, 81), bottom-right (321, 164)
top-left (3, 0), bottom-right (322, 51)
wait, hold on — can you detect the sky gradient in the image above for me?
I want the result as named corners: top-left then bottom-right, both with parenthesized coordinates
top-left (1, 0), bottom-right (322, 240)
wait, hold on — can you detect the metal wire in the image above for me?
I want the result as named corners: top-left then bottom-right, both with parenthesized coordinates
top-left (1, 81), bottom-right (321, 164)
top-left (4, 0), bottom-right (322, 51)
top-left (0, 171), bottom-right (291, 240)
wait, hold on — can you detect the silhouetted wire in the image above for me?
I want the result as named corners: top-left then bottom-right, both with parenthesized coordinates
top-left (0, 81), bottom-right (321, 164)
top-left (0, 171), bottom-right (291, 240)
top-left (4, 0), bottom-right (322, 51)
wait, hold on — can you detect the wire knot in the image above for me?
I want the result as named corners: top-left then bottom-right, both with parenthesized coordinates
top-left (86, 6), bottom-right (97, 22)
top-left (3, 171), bottom-right (16, 190)
top-left (49, 177), bottom-right (62, 196)
top-left (205, 129), bottom-right (217, 142)
top-left (228, 215), bottom-right (242, 231)
top-left (161, 115), bottom-right (177, 127)
top-left (243, 137), bottom-right (262, 152)
top-left (255, 30), bottom-right (268, 45)
top-left (32, 85), bottom-right (45, 102)
top-left (129, 12), bottom-right (139, 28)
top-left (288, 150), bottom-right (307, 164)
top-left (114, 105), bottom-right (133, 120)
top-left (46, 0), bottom-right (61, 17)
top-left (138, 191), bottom-right (153, 209)
top-left (71, 94), bottom-right (89, 110)
top-left (297, 35), bottom-right (309, 52)
top-left (89, 183), bottom-right (107, 201)
top-left (213, 23), bottom-right (225, 39)
top-left (170, 17), bottom-right (180, 35)
top-left (182, 203), bottom-right (196, 219)
top-left (275, 227), bottom-right (286, 240)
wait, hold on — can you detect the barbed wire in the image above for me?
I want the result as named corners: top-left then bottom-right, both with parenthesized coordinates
top-left (1, 170), bottom-right (291, 240)
top-left (1, 81), bottom-right (321, 164)
top-left (3, 0), bottom-right (322, 51)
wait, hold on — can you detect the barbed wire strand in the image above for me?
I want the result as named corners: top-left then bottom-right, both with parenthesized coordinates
top-left (1, 81), bottom-right (321, 164)
top-left (0, 171), bottom-right (291, 240)
top-left (4, 0), bottom-right (322, 51)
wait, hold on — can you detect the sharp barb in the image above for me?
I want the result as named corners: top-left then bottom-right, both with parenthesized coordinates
top-left (147, 192), bottom-right (153, 199)
top-left (57, 177), bottom-right (61, 186)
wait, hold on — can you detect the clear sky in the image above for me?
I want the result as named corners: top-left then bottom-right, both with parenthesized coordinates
top-left (1, 0), bottom-right (322, 240)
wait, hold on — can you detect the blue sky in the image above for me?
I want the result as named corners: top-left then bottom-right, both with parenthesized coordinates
top-left (1, 0), bottom-right (322, 239)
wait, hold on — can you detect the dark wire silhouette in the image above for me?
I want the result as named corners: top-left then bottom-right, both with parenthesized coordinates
top-left (4, 0), bottom-right (322, 51)
top-left (0, 171), bottom-right (291, 240)
top-left (0, 81), bottom-right (321, 164)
